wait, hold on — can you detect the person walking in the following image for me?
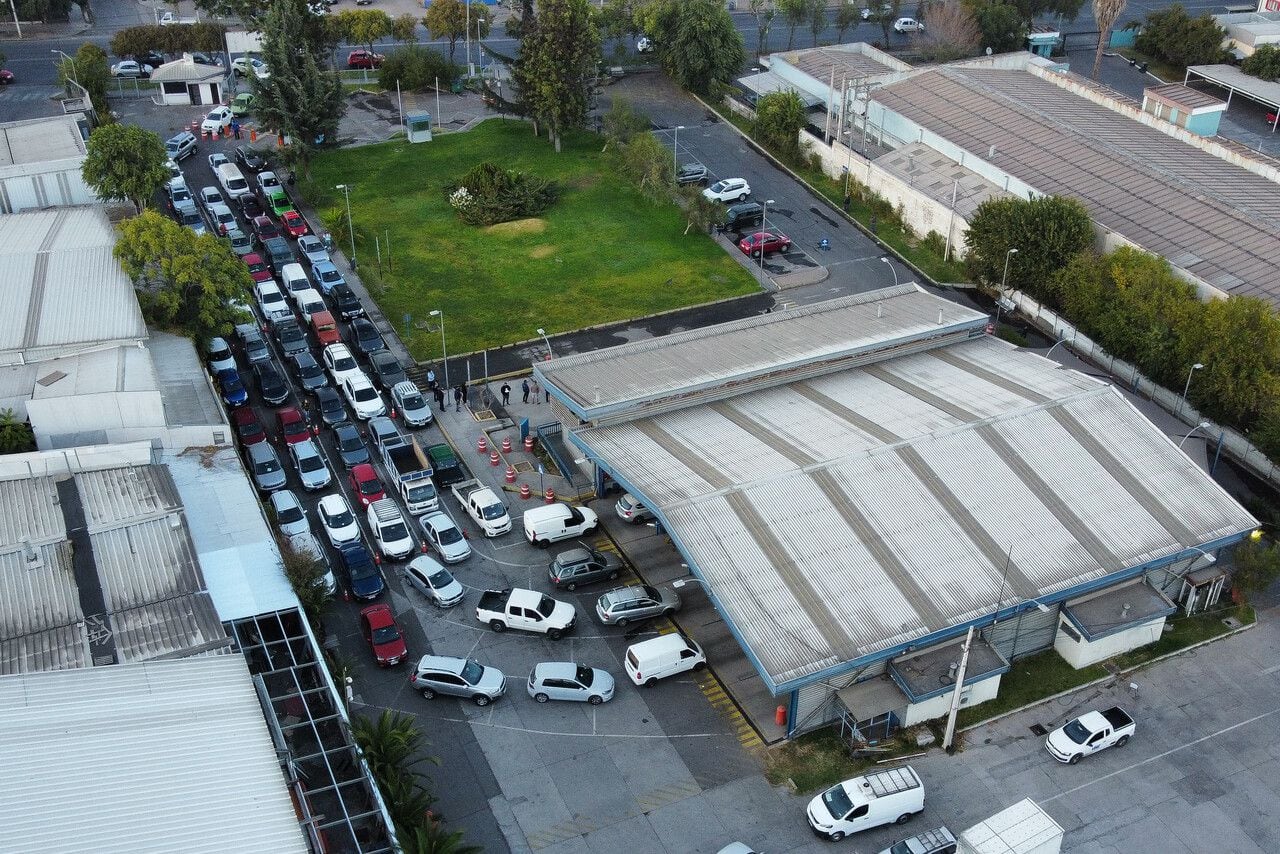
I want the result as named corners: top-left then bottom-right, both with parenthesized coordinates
top-left (521, 379), bottom-right (530, 403)
top-left (453, 385), bottom-right (463, 412)
top-left (500, 382), bottom-right (511, 405)
top-left (433, 385), bottom-right (446, 411)
top-left (531, 379), bottom-right (541, 404)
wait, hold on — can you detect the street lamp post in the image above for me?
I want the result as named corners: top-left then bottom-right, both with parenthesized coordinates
top-left (52, 49), bottom-right (77, 85)
top-left (334, 184), bottom-right (356, 270)
top-left (430, 309), bottom-right (448, 388)
top-left (757, 198), bottom-right (775, 287)
top-left (1000, 247), bottom-right (1019, 292)
top-left (1178, 421), bottom-right (1213, 449)
top-left (880, 256), bottom-right (899, 287)
top-left (672, 125), bottom-right (685, 176)
top-left (1178, 362), bottom-right (1204, 416)
top-left (536, 327), bottom-right (553, 360)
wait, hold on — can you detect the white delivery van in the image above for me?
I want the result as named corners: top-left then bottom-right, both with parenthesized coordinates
top-left (292, 287), bottom-right (326, 323)
top-left (215, 162), bottom-right (252, 199)
top-left (280, 262), bottom-right (310, 295)
top-left (624, 634), bottom-right (705, 686)
top-left (807, 766), bottom-right (925, 841)
top-left (523, 502), bottom-right (599, 546)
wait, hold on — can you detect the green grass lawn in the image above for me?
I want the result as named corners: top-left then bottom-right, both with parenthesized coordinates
top-left (300, 121), bottom-right (759, 358)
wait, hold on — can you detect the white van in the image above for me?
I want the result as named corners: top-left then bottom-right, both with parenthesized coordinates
top-left (523, 502), bottom-right (599, 547)
top-left (807, 766), bottom-right (925, 841)
top-left (280, 262), bottom-right (310, 296)
top-left (215, 162), bottom-right (251, 200)
top-left (292, 287), bottom-right (326, 323)
top-left (623, 634), bottom-right (705, 686)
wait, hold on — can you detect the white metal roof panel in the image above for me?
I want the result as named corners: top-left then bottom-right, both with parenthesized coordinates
top-left (0, 115), bottom-right (85, 168)
top-left (0, 656), bottom-right (309, 854)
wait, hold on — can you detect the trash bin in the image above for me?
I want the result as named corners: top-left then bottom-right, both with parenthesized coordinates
top-left (450, 79), bottom-right (463, 94)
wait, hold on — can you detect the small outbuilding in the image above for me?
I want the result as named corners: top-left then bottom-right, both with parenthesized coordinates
top-left (150, 54), bottom-right (226, 107)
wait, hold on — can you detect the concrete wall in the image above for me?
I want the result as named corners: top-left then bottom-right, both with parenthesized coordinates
top-left (1054, 616), bottom-right (1167, 669)
top-left (901, 672), bottom-right (1002, 726)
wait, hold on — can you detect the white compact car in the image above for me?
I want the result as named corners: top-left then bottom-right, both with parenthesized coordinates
top-left (342, 372), bottom-right (386, 420)
top-left (703, 178), bottom-right (751, 204)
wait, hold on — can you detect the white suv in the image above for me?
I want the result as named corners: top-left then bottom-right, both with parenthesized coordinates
top-left (367, 498), bottom-right (414, 560)
top-left (703, 178), bottom-right (750, 203)
top-left (323, 343), bottom-right (362, 385)
top-left (342, 372), bottom-right (386, 420)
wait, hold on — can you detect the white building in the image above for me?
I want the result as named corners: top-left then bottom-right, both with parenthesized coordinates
top-left (0, 115), bottom-right (95, 213)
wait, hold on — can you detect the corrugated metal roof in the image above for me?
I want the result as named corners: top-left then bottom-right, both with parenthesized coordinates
top-left (775, 44), bottom-right (906, 85)
top-left (873, 67), bottom-right (1280, 302)
top-left (537, 285), bottom-right (989, 419)
top-left (874, 142), bottom-right (1009, 220)
top-left (0, 209), bottom-right (147, 359)
top-left (0, 656), bottom-right (309, 854)
top-left (576, 335), bottom-right (1256, 689)
top-left (0, 543), bottom-right (86, 674)
top-left (1144, 83), bottom-right (1225, 111)
top-left (0, 115), bottom-right (86, 168)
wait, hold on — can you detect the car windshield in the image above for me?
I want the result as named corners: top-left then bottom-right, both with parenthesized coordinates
top-left (822, 784), bottom-right (854, 820)
top-left (427, 568), bottom-right (453, 588)
top-left (280, 325), bottom-right (302, 341)
top-left (300, 455), bottom-right (323, 473)
top-left (230, 233), bottom-right (250, 247)
top-left (236, 420), bottom-right (259, 438)
top-left (278, 505), bottom-right (303, 524)
top-left (575, 665), bottom-right (593, 686)
top-left (320, 269), bottom-right (340, 284)
top-left (256, 456), bottom-right (281, 474)
top-left (181, 211), bottom-right (202, 226)
top-left (710, 181), bottom-right (727, 192)
top-left (327, 508), bottom-right (353, 527)
top-left (889, 842), bottom-right (914, 854)
top-left (402, 393), bottom-right (425, 409)
top-left (481, 502), bottom-right (506, 521)
top-left (354, 386), bottom-right (377, 402)
top-left (460, 659), bottom-right (484, 686)
top-left (537, 594), bottom-right (556, 618)
top-left (334, 355), bottom-right (355, 372)
top-left (1062, 719), bottom-right (1091, 744)
top-left (359, 478), bottom-right (381, 496)
top-left (223, 375), bottom-right (244, 393)
top-left (349, 560), bottom-right (377, 580)
top-left (371, 624), bottom-right (400, 645)
top-left (300, 361), bottom-right (322, 377)
top-left (263, 291), bottom-right (285, 305)
top-left (437, 524), bottom-right (462, 545)
top-left (338, 432), bottom-right (361, 451)
top-left (382, 524), bottom-right (408, 542)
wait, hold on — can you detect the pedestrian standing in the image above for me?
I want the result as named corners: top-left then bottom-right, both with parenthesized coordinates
top-left (453, 385), bottom-right (463, 412)
top-left (501, 383), bottom-right (511, 405)
top-left (531, 379), bottom-right (541, 404)
top-left (521, 379), bottom-right (530, 403)
top-left (433, 385), bottom-right (446, 411)
top-left (231, 120), bottom-right (241, 140)
top-left (426, 367), bottom-right (436, 390)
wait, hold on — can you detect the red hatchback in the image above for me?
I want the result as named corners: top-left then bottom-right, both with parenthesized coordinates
top-left (347, 49), bottom-right (384, 69)
top-left (281, 209), bottom-right (309, 238)
top-left (348, 463), bottom-right (385, 506)
top-left (252, 214), bottom-right (280, 242)
top-left (232, 407), bottom-right (267, 446)
top-left (360, 603), bottom-right (406, 666)
top-left (243, 252), bottom-right (272, 283)
top-left (277, 406), bottom-right (310, 445)
top-left (737, 231), bottom-right (792, 258)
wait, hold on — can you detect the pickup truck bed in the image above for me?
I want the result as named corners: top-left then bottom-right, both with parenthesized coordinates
top-left (1100, 706), bottom-right (1134, 730)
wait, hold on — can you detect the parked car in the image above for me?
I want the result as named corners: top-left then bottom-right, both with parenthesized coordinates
top-left (368, 352), bottom-right (406, 390)
top-left (331, 283), bottom-right (364, 320)
top-left (339, 541), bottom-right (385, 599)
top-left (703, 177), bottom-right (751, 203)
top-left (251, 214), bottom-right (281, 242)
top-left (230, 92), bottom-right (255, 117)
top-left (367, 498), bottom-right (414, 560)
top-left (207, 203), bottom-right (237, 236)
top-left (298, 234), bottom-right (330, 265)
top-left (232, 56), bottom-right (269, 78)
top-left (255, 280), bottom-right (291, 324)
top-left (201, 106), bottom-right (233, 134)
top-left (893, 16), bottom-right (924, 32)
top-left (348, 463), bottom-right (385, 506)
top-left (197, 185), bottom-right (226, 213)
top-left (360, 603), bottom-right (407, 666)
top-left (290, 438), bottom-right (333, 491)
top-left (807, 766), bottom-right (925, 841)
top-left (342, 373), bottom-right (386, 419)
top-left (165, 131), bottom-right (198, 161)
top-left (206, 336), bottom-right (236, 374)
top-left (875, 827), bottom-right (957, 854)
top-left (257, 169), bottom-right (282, 194)
top-left (527, 662), bottom-right (615, 705)
top-left (419, 510), bottom-right (472, 563)
top-left (247, 441), bottom-right (287, 492)
top-left (111, 59), bottom-right (153, 78)
top-left (392, 381), bottom-right (432, 427)
top-left (291, 351), bottom-right (328, 393)
top-left (236, 322), bottom-right (270, 363)
top-left (311, 260), bottom-right (346, 295)
top-left (636, 35), bottom-right (653, 52)
top-left (232, 407), bottom-right (267, 446)
top-left (410, 655), bottom-right (506, 706)
top-left (332, 423), bottom-right (370, 468)
top-left (191, 51), bottom-right (220, 66)
top-left (595, 584), bottom-right (680, 626)
top-left (862, 3), bottom-right (892, 19)
top-left (523, 502), bottom-right (599, 547)
top-left (225, 229), bottom-right (254, 257)
top-left (281, 209), bottom-right (309, 238)
top-left (314, 386), bottom-right (349, 427)
top-left (208, 151), bottom-right (230, 171)
top-left (267, 189), bottom-right (293, 218)
top-left (548, 546), bottom-right (622, 591)
top-left (347, 49), bottom-right (384, 69)
top-left (403, 555), bottom-right (464, 608)
top-left (276, 406), bottom-right (310, 445)
top-left (614, 492), bottom-right (655, 524)
top-left (676, 163), bottom-right (709, 186)
top-left (217, 368), bottom-right (248, 407)
top-left (234, 145), bottom-right (266, 171)
top-left (317, 493), bottom-right (360, 547)
top-left (270, 489), bottom-right (309, 537)
top-left (274, 318), bottom-right (308, 358)
top-left (1045, 707), bottom-right (1135, 764)
top-left (624, 634), bottom-right (705, 686)
top-left (240, 194), bottom-right (266, 222)
top-left (738, 231), bottom-right (792, 258)
top-left (350, 317), bottom-right (386, 356)
top-left (173, 200), bottom-right (206, 235)
top-left (254, 360), bottom-right (290, 405)
top-left (322, 343), bottom-right (362, 385)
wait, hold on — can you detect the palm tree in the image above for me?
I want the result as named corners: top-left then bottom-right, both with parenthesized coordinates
top-left (352, 710), bottom-right (435, 783)
top-left (1092, 0), bottom-right (1128, 79)
top-left (397, 815), bottom-right (482, 854)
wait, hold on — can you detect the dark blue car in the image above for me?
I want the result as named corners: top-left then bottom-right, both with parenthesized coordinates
top-left (340, 542), bottom-right (385, 600)
top-left (217, 368), bottom-right (249, 407)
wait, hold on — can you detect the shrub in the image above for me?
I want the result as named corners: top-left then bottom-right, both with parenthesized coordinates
top-left (1134, 4), bottom-right (1228, 68)
top-left (921, 230), bottom-right (946, 256)
top-left (445, 161), bottom-right (558, 225)
top-left (1242, 44), bottom-right (1280, 81)
top-left (378, 45), bottom-right (461, 92)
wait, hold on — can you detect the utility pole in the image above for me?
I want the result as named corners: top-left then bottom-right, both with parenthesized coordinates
top-left (941, 626), bottom-right (974, 752)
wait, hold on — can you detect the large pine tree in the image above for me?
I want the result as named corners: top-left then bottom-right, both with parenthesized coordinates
top-left (513, 0), bottom-right (600, 152)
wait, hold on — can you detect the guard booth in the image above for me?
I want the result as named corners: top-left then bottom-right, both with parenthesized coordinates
top-left (406, 112), bottom-right (433, 143)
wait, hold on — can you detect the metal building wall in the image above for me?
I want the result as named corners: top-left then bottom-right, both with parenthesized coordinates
top-left (790, 660), bottom-right (889, 736)
top-left (981, 605), bottom-right (1061, 661)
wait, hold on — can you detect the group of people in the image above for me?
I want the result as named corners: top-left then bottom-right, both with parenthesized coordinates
top-left (421, 367), bottom-right (551, 414)
top-left (424, 368), bottom-right (468, 412)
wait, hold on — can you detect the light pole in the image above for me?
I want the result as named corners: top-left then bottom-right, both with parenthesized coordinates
top-left (335, 184), bottom-right (356, 270)
top-left (536, 327), bottom-right (553, 360)
top-left (1178, 362), bottom-right (1204, 416)
top-left (52, 49), bottom-right (77, 85)
top-left (757, 198), bottom-right (775, 287)
top-left (1178, 421), bottom-right (1212, 449)
top-left (465, 0), bottom-right (472, 73)
top-left (672, 125), bottom-right (685, 176)
top-left (880, 256), bottom-right (899, 287)
top-left (1000, 247), bottom-right (1018, 292)
top-left (430, 309), bottom-right (448, 388)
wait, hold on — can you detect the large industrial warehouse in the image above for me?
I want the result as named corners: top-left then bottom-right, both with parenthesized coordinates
top-left (535, 286), bottom-right (1257, 737)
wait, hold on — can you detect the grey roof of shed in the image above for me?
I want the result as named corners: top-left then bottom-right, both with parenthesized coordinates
top-left (569, 293), bottom-right (1256, 690)
top-left (773, 43), bottom-right (908, 85)
top-left (1143, 83), bottom-right (1226, 111)
top-left (873, 66), bottom-right (1280, 302)
top-left (0, 115), bottom-right (86, 168)
top-left (875, 142), bottom-right (1009, 220)
top-left (1063, 579), bottom-right (1175, 640)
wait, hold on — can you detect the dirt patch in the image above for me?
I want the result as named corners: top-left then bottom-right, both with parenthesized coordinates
top-left (529, 245), bottom-right (557, 259)
top-left (486, 218), bottom-right (547, 236)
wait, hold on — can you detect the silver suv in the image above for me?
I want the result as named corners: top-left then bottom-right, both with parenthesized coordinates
top-left (410, 655), bottom-right (506, 706)
top-left (247, 442), bottom-right (286, 492)
top-left (548, 546), bottom-right (621, 591)
top-left (594, 584), bottom-right (680, 627)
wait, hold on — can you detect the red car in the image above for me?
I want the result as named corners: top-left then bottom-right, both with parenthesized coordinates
top-left (738, 231), bottom-right (792, 258)
top-left (347, 50), bottom-right (384, 69)
top-left (0, 70), bottom-right (14, 85)
top-left (281, 209), bottom-right (309, 238)
top-left (277, 406), bottom-right (310, 445)
top-left (348, 463), bottom-right (385, 506)
top-left (232, 407), bottom-right (267, 446)
top-left (243, 252), bottom-right (272, 283)
top-left (360, 603), bottom-right (406, 666)
top-left (252, 214), bottom-right (280, 242)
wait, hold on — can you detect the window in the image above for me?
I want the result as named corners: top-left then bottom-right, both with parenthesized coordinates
top-left (849, 804), bottom-right (869, 820)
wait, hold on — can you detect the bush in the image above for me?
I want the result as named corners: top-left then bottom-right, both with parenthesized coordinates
top-left (1242, 44), bottom-right (1280, 81)
top-left (378, 46), bottom-right (460, 92)
top-left (445, 161), bottom-right (558, 225)
top-left (753, 90), bottom-right (807, 165)
top-left (921, 230), bottom-right (946, 256)
top-left (1135, 4), bottom-right (1228, 68)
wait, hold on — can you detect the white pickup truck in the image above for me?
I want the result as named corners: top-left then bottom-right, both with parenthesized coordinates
top-left (159, 11), bottom-right (199, 24)
top-left (475, 587), bottom-right (576, 639)
top-left (1045, 706), bottom-right (1135, 764)
top-left (451, 477), bottom-right (511, 537)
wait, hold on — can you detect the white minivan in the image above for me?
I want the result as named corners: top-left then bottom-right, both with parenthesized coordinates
top-left (292, 287), bottom-right (326, 323)
top-left (215, 162), bottom-right (252, 199)
top-left (280, 262), bottom-right (310, 296)
top-left (523, 502), bottom-right (599, 547)
top-left (623, 634), bottom-right (705, 686)
top-left (807, 766), bottom-right (925, 841)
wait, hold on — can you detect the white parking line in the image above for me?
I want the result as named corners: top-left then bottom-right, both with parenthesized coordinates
top-left (1042, 705), bottom-right (1280, 804)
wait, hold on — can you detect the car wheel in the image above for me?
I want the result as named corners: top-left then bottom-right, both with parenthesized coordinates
top-left (644, 677), bottom-right (658, 687)
top-left (616, 618), bottom-right (629, 628)
top-left (830, 831), bottom-right (845, 842)
top-left (536, 538), bottom-right (551, 548)
top-left (1116, 735), bottom-right (1130, 747)
top-left (419, 687), bottom-right (436, 700)
top-left (895, 813), bottom-right (913, 825)
top-left (490, 620), bottom-right (505, 632)
top-left (693, 661), bottom-right (707, 671)
top-left (473, 694), bottom-right (491, 707)
top-left (534, 692), bottom-right (549, 704)
top-left (565, 582), bottom-right (577, 592)
top-left (1068, 753), bottom-right (1082, 765)
top-left (662, 607), bottom-right (675, 617)
top-left (548, 628), bottom-right (563, 640)
top-left (588, 695), bottom-right (604, 705)
top-left (737, 193), bottom-right (747, 202)
top-left (752, 249), bottom-right (761, 258)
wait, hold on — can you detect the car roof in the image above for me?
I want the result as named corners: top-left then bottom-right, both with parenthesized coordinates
top-left (325, 342), bottom-right (352, 357)
top-left (422, 511), bottom-right (457, 532)
top-left (334, 421), bottom-right (359, 437)
top-left (361, 602), bottom-right (394, 623)
top-left (533, 661), bottom-right (581, 680)
top-left (277, 406), bottom-right (303, 422)
top-left (231, 407), bottom-right (259, 425)
top-left (292, 438), bottom-right (319, 457)
top-left (556, 547), bottom-right (592, 563)
top-left (247, 442), bottom-right (275, 461)
top-left (318, 493), bottom-right (348, 513)
top-left (351, 462), bottom-right (376, 477)
top-left (416, 654), bottom-right (466, 675)
top-left (393, 380), bottom-right (419, 396)
top-left (270, 489), bottom-right (299, 510)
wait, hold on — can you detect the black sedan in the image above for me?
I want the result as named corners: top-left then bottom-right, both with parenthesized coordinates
top-left (350, 317), bottom-right (386, 357)
top-left (235, 145), bottom-right (267, 173)
top-left (315, 386), bottom-right (350, 427)
top-left (332, 423), bottom-right (370, 468)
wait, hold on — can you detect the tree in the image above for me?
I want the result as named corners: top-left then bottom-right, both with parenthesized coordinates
top-left (972, 1), bottom-right (1027, 53)
top-left (1135, 4), bottom-right (1227, 68)
top-left (873, 0), bottom-right (904, 44)
top-left (58, 43), bottom-right (111, 118)
top-left (601, 97), bottom-right (651, 150)
top-left (638, 0), bottom-right (746, 94)
top-left (194, 0), bottom-right (269, 26)
top-left (678, 185), bottom-right (721, 235)
top-left (351, 710), bottom-right (436, 788)
top-left (749, 0), bottom-right (777, 59)
top-left (398, 815), bottom-right (482, 854)
top-left (253, 0), bottom-right (344, 179)
top-left (82, 124), bottom-right (169, 212)
top-left (1231, 539), bottom-right (1280, 601)
top-left (279, 539), bottom-right (333, 630)
top-left (424, 0), bottom-right (468, 62)
top-left (1242, 43), bottom-right (1280, 81)
top-left (753, 90), bottom-right (807, 162)
top-left (964, 195), bottom-right (1093, 297)
top-left (379, 46), bottom-right (460, 92)
top-left (806, 0), bottom-right (827, 46)
top-left (1176, 296), bottom-right (1280, 425)
top-left (599, 0), bottom-right (642, 60)
top-left (617, 132), bottom-right (674, 202)
top-left (392, 12), bottom-right (419, 44)
top-left (332, 8), bottom-right (393, 53)
top-left (1007, 0), bottom-right (1083, 22)
top-left (778, 0), bottom-right (806, 49)
top-left (515, 0), bottom-right (600, 151)
top-left (0, 409), bottom-right (36, 455)
top-left (915, 0), bottom-right (980, 60)
top-left (114, 211), bottom-right (252, 345)
top-left (1090, 0), bottom-right (1127, 77)
top-left (835, 1), bottom-right (861, 43)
